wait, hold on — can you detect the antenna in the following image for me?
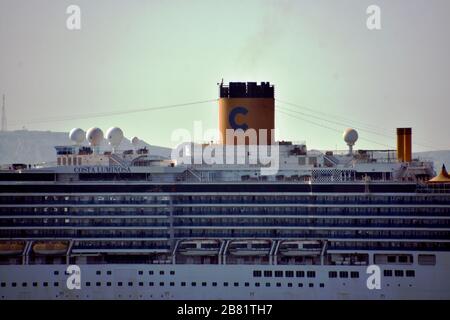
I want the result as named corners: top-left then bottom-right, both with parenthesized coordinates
top-left (1, 94), bottom-right (6, 132)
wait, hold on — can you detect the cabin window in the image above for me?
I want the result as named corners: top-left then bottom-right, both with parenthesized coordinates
top-left (309, 283), bottom-right (314, 288)
top-left (191, 282), bottom-right (196, 287)
top-left (54, 271), bottom-right (59, 275)
top-left (275, 271), bottom-right (283, 277)
top-left (351, 272), bottom-right (359, 278)
top-left (307, 271), bottom-right (316, 278)
top-left (149, 271), bottom-right (154, 275)
top-left (223, 282), bottom-right (228, 287)
top-left (296, 271), bottom-right (305, 278)
top-left (255, 283), bottom-right (260, 287)
top-left (170, 271), bottom-right (175, 275)
top-left (406, 270), bottom-right (415, 277)
top-left (181, 282), bottom-right (186, 287)
top-left (320, 283), bottom-right (325, 288)
top-left (22, 282), bottom-right (27, 287)
top-left (138, 282), bottom-right (143, 287)
top-left (43, 282), bottom-right (48, 287)
top-left (245, 282), bottom-right (249, 287)
top-left (329, 271), bottom-right (337, 278)
top-left (107, 271), bottom-right (112, 275)
top-left (288, 283), bottom-right (293, 287)
top-left (285, 271), bottom-right (294, 278)
top-left (234, 282), bottom-right (239, 287)
top-left (107, 282), bottom-right (111, 287)
top-left (159, 282), bottom-right (164, 286)
top-left (395, 270), bottom-right (404, 277)
top-left (54, 282), bottom-right (59, 287)
top-left (339, 271), bottom-right (348, 278)
top-left (128, 282), bottom-right (133, 287)
top-left (86, 282), bottom-right (91, 287)
top-left (117, 282), bottom-right (122, 287)
top-left (96, 271), bottom-right (101, 275)
top-left (384, 270), bottom-right (392, 277)
top-left (159, 271), bottom-right (164, 275)
top-left (212, 282), bottom-right (217, 287)
top-left (265, 283), bottom-right (271, 287)
top-left (264, 271), bottom-right (272, 277)
top-left (138, 271), bottom-right (143, 275)
top-left (170, 282), bottom-right (175, 287)
top-left (253, 271), bottom-right (262, 277)
top-left (418, 254), bottom-right (436, 265)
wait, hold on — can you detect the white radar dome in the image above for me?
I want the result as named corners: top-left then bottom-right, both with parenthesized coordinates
top-left (131, 136), bottom-right (140, 146)
top-left (343, 128), bottom-right (358, 146)
top-left (86, 127), bottom-right (104, 146)
top-left (69, 128), bottom-right (85, 145)
top-left (106, 127), bottom-right (124, 147)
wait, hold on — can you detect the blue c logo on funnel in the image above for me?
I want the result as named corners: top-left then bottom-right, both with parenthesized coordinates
top-left (229, 106), bottom-right (248, 130)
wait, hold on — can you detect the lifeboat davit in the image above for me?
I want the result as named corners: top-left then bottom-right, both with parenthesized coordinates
top-left (279, 240), bottom-right (322, 256)
top-left (0, 241), bottom-right (25, 255)
top-left (178, 240), bottom-right (220, 256)
top-left (228, 240), bottom-right (271, 256)
top-left (32, 241), bottom-right (68, 255)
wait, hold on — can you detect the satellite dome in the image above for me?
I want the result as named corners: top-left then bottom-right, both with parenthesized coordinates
top-left (69, 128), bottom-right (85, 145)
top-left (106, 127), bottom-right (124, 148)
top-left (86, 127), bottom-right (104, 146)
top-left (343, 128), bottom-right (358, 146)
top-left (131, 136), bottom-right (140, 146)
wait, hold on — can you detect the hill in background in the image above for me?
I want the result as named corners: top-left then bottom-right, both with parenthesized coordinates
top-left (0, 130), bottom-right (171, 165)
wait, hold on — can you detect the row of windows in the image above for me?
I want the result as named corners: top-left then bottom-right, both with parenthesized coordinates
top-left (252, 270), bottom-right (415, 279)
top-left (383, 270), bottom-right (415, 277)
top-left (137, 270), bottom-right (175, 276)
top-left (3, 206), bottom-right (448, 216)
top-left (52, 269), bottom-right (414, 279)
top-left (0, 281), bottom-right (326, 288)
top-left (2, 194), bottom-right (446, 204)
top-left (253, 270), bottom-right (316, 278)
top-left (328, 271), bottom-right (360, 278)
top-left (55, 270), bottom-right (176, 276)
top-left (1, 282), bottom-right (59, 288)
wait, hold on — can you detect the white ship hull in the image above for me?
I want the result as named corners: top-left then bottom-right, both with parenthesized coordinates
top-left (1, 252), bottom-right (449, 300)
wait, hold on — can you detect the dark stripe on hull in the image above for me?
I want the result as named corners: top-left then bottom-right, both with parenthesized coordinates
top-left (0, 183), bottom-right (418, 193)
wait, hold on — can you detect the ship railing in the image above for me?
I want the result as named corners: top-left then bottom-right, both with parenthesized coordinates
top-left (3, 221), bottom-right (449, 228)
top-left (5, 198), bottom-right (450, 205)
top-left (109, 153), bottom-right (129, 168)
top-left (172, 233), bottom-right (450, 240)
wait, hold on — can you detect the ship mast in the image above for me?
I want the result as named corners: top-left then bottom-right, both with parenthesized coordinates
top-left (1, 94), bottom-right (6, 132)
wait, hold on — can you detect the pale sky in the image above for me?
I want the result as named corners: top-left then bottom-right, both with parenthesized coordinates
top-left (0, 0), bottom-right (449, 151)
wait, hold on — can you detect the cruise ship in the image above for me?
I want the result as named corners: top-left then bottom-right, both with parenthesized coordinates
top-left (0, 82), bottom-right (449, 300)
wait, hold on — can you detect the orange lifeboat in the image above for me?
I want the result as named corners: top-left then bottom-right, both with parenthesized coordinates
top-left (32, 241), bottom-right (68, 255)
top-left (0, 241), bottom-right (25, 255)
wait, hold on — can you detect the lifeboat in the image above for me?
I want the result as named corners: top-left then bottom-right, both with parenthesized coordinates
top-left (279, 240), bottom-right (322, 256)
top-left (228, 240), bottom-right (271, 256)
top-left (0, 241), bottom-right (25, 255)
top-left (178, 240), bottom-right (220, 256)
top-left (32, 241), bottom-right (68, 255)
